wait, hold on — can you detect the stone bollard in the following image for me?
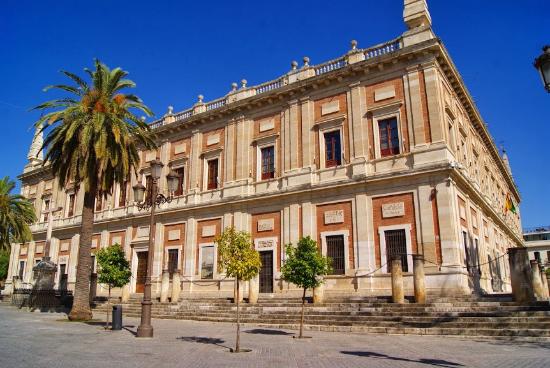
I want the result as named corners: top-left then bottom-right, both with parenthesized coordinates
top-left (508, 248), bottom-right (535, 303)
top-left (121, 284), bottom-right (130, 302)
top-left (160, 269), bottom-right (170, 303)
top-left (313, 282), bottom-right (325, 304)
top-left (248, 275), bottom-right (259, 304)
top-left (391, 258), bottom-right (405, 304)
top-left (234, 280), bottom-right (244, 303)
top-left (413, 255), bottom-right (426, 304)
top-left (171, 270), bottom-right (182, 303)
top-left (530, 260), bottom-right (545, 300)
top-left (546, 273), bottom-right (550, 298)
top-left (539, 266), bottom-right (549, 299)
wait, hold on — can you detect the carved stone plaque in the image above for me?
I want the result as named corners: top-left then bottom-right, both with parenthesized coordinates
top-left (168, 229), bottom-right (181, 241)
top-left (20, 247), bottom-right (27, 255)
top-left (257, 218), bottom-right (274, 232)
top-left (202, 224), bottom-right (216, 237)
top-left (321, 100), bottom-right (340, 116)
top-left (91, 238), bottom-right (98, 248)
top-left (324, 210), bottom-right (344, 224)
top-left (206, 134), bottom-right (220, 146)
top-left (256, 239), bottom-right (275, 249)
top-left (111, 236), bottom-right (122, 246)
top-left (174, 142), bottom-right (186, 155)
top-left (374, 86), bottom-right (396, 101)
top-left (382, 202), bottom-right (405, 218)
top-left (60, 241), bottom-right (70, 252)
top-left (35, 244), bottom-right (44, 254)
top-left (259, 119), bottom-right (275, 132)
top-left (137, 226), bottom-right (149, 238)
top-left (145, 150), bottom-right (156, 162)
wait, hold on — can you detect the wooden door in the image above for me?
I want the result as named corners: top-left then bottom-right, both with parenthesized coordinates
top-left (136, 252), bottom-right (148, 293)
top-left (259, 251), bottom-right (273, 293)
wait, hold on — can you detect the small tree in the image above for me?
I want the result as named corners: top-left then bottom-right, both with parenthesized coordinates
top-left (96, 244), bottom-right (131, 329)
top-left (0, 250), bottom-right (9, 288)
top-left (281, 236), bottom-right (332, 338)
top-left (216, 227), bottom-right (261, 352)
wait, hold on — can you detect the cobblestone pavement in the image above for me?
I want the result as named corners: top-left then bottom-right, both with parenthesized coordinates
top-left (1, 306), bottom-right (549, 368)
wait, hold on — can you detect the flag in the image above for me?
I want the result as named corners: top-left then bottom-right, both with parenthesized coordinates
top-left (505, 194), bottom-right (516, 214)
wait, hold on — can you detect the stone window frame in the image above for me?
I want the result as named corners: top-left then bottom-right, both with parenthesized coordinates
top-left (41, 195), bottom-right (51, 223)
top-left (65, 189), bottom-right (76, 218)
top-left (169, 158), bottom-right (188, 197)
top-left (253, 237), bottom-right (279, 279)
top-left (254, 134), bottom-right (278, 182)
top-left (115, 181), bottom-right (129, 208)
top-left (370, 103), bottom-right (403, 160)
top-left (320, 230), bottom-right (350, 276)
top-left (378, 224), bottom-right (413, 273)
top-left (198, 243), bottom-right (217, 280)
top-left (201, 149), bottom-right (222, 192)
top-left (316, 116), bottom-right (345, 170)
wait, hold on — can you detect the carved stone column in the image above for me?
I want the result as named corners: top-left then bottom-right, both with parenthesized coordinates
top-left (391, 258), bottom-right (405, 304)
top-left (413, 255), bottom-right (426, 304)
top-left (160, 269), bottom-right (170, 303)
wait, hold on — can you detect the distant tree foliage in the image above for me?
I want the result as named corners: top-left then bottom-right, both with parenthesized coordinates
top-left (0, 250), bottom-right (10, 281)
top-left (0, 176), bottom-right (36, 251)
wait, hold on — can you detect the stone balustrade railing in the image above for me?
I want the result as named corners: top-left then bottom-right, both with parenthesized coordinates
top-left (146, 37), bottom-right (402, 130)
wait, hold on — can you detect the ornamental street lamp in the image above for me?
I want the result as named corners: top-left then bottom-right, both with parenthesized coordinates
top-left (534, 45), bottom-right (550, 93)
top-left (132, 160), bottom-right (179, 338)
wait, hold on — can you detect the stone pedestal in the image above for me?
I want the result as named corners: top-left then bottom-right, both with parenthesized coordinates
top-left (391, 258), bottom-right (405, 304)
top-left (508, 248), bottom-right (535, 303)
top-left (121, 284), bottom-right (130, 302)
top-left (540, 267), bottom-right (549, 299)
top-left (413, 255), bottom-right (426, 304)
top-left (313, 282), bottom-right (325, 304)
top-left (531, 261), bottom-right (545, 300)
top-left (32, 258), bottom-right (57, 290)
top-left (160, 269), bottom-right (170, 303)
top-left (171, 270), bottom-right (181, 303)
top-left (248, 275), bottom-right (259, 304)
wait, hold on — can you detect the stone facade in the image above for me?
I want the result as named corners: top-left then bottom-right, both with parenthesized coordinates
top-left (4, 1), bottom-right (523, 299)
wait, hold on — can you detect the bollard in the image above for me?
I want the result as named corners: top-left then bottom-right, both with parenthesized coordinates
top-left (171, 270), bottom-right (182, 303)
top-left (160, 269), bottom-right (170, 303)
top-left (121, 284), bottom-right (130, 302)
top-left (248, 275), bottom-right (259, 304)
top-left (546, 273), bottom-right (550, 298)
top-left (530, 260), bottom-right (544, 300)
top-left (391, 258), bottom-right (405, 304)
top-left (234, 279), bottom-right (244, 303)
top-left (313, 281), bottom-right (325, 304)
top-left (508, 248), bottom-right (535, 303)
top-left (540, 266), bottom-right (549, 299)
top-left (413, 255), bottom-right (426, 304)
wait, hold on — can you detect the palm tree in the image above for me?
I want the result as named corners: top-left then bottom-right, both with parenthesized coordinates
top-left (0, 176), bottom-right (37, 251)
top-left (34, 59), bottom-right (155, 320)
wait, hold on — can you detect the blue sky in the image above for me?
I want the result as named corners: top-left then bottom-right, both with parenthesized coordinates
top-left (1, 1), bottom-right (549, 228)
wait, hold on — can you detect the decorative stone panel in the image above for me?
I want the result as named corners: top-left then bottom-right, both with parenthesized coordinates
top-left (381, 202), bottom-right (405, 218)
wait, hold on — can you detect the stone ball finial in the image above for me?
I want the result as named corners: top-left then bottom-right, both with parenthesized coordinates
top-left (168, 105), bottom-right (174, 114)
top-left (303, 57), bottom-right (310, 67)
top-left (231, 82), bottom-right (238, 92)
top-left (198, 94), bottom-right (204, 103)
top-left (241, 79), bottom-right (247, 89)
top-left (291, 60), bottom-right (298, 70)
top-left (140, 116), bottom-right (146, 122)
top-left (351, 40), bottom-right (358, 50)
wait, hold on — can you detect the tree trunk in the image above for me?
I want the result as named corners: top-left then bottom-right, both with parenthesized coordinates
top-left (299, 288), bottom-right (306, 338)
top-left (235, 279), bottom-right (240, 353)
top-left (68, 190), bottom-right (95, 321)
top-left (106, 285), bottom-right (111, 329)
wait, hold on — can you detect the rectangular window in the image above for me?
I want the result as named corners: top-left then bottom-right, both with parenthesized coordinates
top-left (547, 251), bottom-right (550, 264)
top-left (167, 249), bottom-right (179, 279)
top-left (207, 159), bottom-right (218, 190)
top-left (326, 235), bottom-right (345, 275)
top-left (534, 251), bottom-right (541, 263)
top-left (324, 130), bottom-right (342, 167)
top-left (378, 117), bottom-right (400, 157)
top-left (174, 168), bottom-right (185, 196)
top-left (145, 175), bottom-right (152, 202)
top-left (43, 199), bottom-right (50, 222)
top-left (59, 264), bottom-right (68, 290)
top-left (201, 246), bottom-right (214, 279)
top-left (95, 196), bottom-right (102, 212)
top-left (67, 194), bottom-right (75, 217)
top-left (18, 261), bottom-right (25, 279)
top-left (260, 146), bottom-right (275, 180)
top-left (118, 182), bottom-right (127, 207)
top-left (385, 229), bottom-right (408, 272)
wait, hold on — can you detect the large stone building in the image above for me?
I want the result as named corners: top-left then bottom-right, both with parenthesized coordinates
top-left (524, 226), bottom-right (550, 268)
top-left (4, 0), bottom-right (523, 300)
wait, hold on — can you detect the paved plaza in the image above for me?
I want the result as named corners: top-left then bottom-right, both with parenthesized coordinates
top-left (1, 306), bottom-right (549, 368)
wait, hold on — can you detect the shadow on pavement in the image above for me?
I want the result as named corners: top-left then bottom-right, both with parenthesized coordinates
top-left (340, 351), bottom-right (463, 367)
top-left (177, 336), bottom-right (231, 349)
top-left (245, 328), bottom-right (294, 336)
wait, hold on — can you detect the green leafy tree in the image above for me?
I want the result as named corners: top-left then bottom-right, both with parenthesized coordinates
top-left (215, 227), bottom-right (261, 352)
top-left (281, 236), bottom-right (332, 338)
top-left (0, 177), bottom-right (36, 251)
top-left (96, 243), bottom-right (131, 329)
top-left (33, 59), bottom-right (155, 320)
top-left (0, 250), bottom-right (10, 282)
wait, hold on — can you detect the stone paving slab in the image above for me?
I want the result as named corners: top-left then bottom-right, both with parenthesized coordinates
top-left (1, 305), bottom-right (549, 368)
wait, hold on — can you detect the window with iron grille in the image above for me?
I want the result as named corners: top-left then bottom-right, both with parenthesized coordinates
top-left (145, 175), bottom-right (153, 202)
top-left (18, 261), bottom-right (25, 279)
top-left (207, 159), bottom-right (218, 190)
top-left (167, 249), bottom-right (179, 279)
top-left (385, 229), bottom-right (408, 272)
top-left (174, 168), bottom-right (185, 196)
top-left (95, 195), bottom-right (102, 212)
top-left (67, 194), bottom-right (75, 217)
top-left (43, 199), bottom-right (50, 222)
top-left (260, 146), bottom-right (275, 180)
top-left (326, 235), bottom-right (345, 275)
top-left (324, 130), bottom-right (342, 168)
top-left (118, 182), bottom-right (127, 207)
top-left (378, 117), bottom-right (400, 157)
top-left (201, 246), bottom-right (214, 279)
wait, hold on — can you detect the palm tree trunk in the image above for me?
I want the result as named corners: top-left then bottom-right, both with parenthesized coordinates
top-left (299, 288), bottom-right (306, 338)
top-left (68, 190), bottom-right (95, 321)
top-left (106, 285), bottom-right (111, 329)
top-left (235, 279), bottom-right (241, 352)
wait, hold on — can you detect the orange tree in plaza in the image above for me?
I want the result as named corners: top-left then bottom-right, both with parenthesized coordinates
top-left (33, 60), bottom-right (155, 320)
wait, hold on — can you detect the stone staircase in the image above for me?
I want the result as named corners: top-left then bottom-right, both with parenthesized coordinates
top-left (92, 294), bottom-right (550, 340)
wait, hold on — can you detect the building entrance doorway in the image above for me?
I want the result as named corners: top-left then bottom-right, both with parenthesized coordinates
top-left (259, 250), bottom-right (273, 293)
top-left (385, 229), bottom-right (408, 272)
top-left (136, 251), bottom-right (148, 293)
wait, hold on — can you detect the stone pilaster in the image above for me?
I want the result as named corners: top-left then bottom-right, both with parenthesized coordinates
top-left (435, 181), bottom-right (461, 266)
top-left (183, 218), bottom-right (196, 278)
top-left (422, 66), bottom-right (445, 143)
top-left (188, 130), bottom-right (202, 191)
top-left (300, 98), bottom-right (315, 168)
top-left (301, 201), bottom-right (316, 238)
top-left (403, 68), bottom-right (427, 148)
top-left (416, 184), bottom-right (437, 265)
top-left (354, 193), bottom-right (370, 270)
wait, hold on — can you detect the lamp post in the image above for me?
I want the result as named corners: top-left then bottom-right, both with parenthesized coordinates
top-left (132, 160), bottom-right (179, 338)
top-left (534, 45), bottom-right (550, 93)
